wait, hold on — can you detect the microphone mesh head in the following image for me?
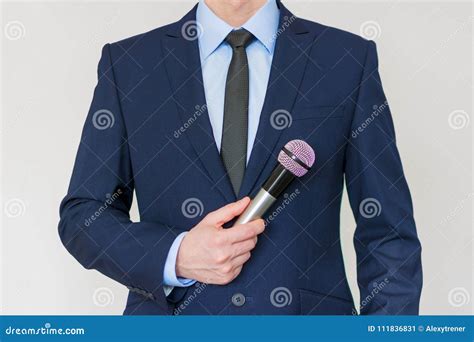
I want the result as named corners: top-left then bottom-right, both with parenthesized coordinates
top-left (277, 140), bottom-right (315, 177)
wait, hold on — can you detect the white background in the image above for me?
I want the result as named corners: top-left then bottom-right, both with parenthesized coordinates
top-left (1, 0), bottom-right (472, 314)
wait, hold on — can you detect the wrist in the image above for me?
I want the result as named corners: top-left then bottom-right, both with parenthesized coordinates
top-left (175, 234), bottom-right (189, 279)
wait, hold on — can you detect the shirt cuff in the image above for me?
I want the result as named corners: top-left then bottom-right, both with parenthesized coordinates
top-left (163, 232), bottom-right (196, 288)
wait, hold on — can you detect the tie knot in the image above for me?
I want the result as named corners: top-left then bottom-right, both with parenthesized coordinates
top-left (226, 29), bottom-right (254, 49)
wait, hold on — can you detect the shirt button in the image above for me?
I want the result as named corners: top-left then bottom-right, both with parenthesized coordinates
top-left (231, 293), bottom-right (246, 307)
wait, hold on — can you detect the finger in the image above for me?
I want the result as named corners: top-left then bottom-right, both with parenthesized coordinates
top-left (225, 219), bottom-right (265, 243)
top-left (227, 265), bottom-right (243, 284)
top-left (215, 263), bottom-right (244, 285)
top-left (247, 218), bottom-right (265, 235)
top-left (232, 252), bottom-right (251, 268)
top-left (232, 239), bottom-right (257, 257)
top-left (202, 197), bottom-right (250, 226)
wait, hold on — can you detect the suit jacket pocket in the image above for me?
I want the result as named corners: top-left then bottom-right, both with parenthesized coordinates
top-left (292, 105), bottom-right (345, 120)
top-left (279, 105), bottom-right (347, 178)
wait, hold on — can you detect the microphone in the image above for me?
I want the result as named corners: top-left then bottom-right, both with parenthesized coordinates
top-left (235, 139), bottom-right (315, 225)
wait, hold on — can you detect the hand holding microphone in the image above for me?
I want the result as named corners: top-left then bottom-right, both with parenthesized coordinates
top-left (176, 140), bottom-right (314, 285)
top-left (176, 197), bottom-right (265, 285)
top-left (236, 139), bottom-right (315, 224)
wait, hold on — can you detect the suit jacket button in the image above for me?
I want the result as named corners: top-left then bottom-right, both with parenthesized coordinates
top-left (231, 293), bottom-right (245, 307)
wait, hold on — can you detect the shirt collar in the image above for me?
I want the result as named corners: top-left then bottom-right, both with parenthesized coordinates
top-left (196, 0), bottom-right (280, 60)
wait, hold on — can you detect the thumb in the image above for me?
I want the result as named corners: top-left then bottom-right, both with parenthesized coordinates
top-left (202, 197), bottom-right (250, 227)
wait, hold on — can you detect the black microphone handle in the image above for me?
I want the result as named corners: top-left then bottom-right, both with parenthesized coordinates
top-left (235, 164), bottom-right (295, 225)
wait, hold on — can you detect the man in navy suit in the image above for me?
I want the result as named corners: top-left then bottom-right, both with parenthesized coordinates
top-left (59, 0), bottom-right (422, 315)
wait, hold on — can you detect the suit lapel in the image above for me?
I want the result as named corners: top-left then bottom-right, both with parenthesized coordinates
top-left (161, 6), bottom-right (236, 203)
top-left (161, 3), bottom-right (318, 202)
top-left (238, 4), bottom-right (317, 198)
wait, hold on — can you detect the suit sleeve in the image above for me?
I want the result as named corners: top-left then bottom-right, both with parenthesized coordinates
top-left (344, 40), bottom-right (423, 315)
top-left (58, 44), bottom-right (183, 314)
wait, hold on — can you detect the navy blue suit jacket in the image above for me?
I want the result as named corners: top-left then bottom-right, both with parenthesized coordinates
top-left (59, 2), bottom-right (422, 315)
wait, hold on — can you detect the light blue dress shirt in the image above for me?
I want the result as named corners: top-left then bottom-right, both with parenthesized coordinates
top-left (163, 0), bottom-right (280, 291)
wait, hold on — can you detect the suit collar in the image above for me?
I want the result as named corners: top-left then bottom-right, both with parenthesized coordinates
top-left (195, 1), bottom-right (233, 60)
top-left (165, 1), bottom-right (308, 39)
top-left (188, 0), bottom-right (281, 61)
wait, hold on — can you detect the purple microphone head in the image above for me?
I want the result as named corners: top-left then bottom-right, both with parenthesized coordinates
top-left (277, 140), bottom-right (315, 177)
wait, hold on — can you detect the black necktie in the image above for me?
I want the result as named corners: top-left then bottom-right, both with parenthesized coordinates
top-left (221, 29), bottom-right (254, 196)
